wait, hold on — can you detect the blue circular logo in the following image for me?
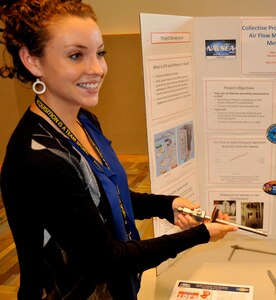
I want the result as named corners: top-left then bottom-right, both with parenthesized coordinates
top-left (263, 181), bottom-right (276, 195)
top-left (266, 123), bottom-right (276, 144)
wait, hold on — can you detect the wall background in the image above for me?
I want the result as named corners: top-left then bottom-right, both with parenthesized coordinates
top-left (89, 0), bottom-right (276, 34)
top-left (0, 0), bottom-right (275, 163)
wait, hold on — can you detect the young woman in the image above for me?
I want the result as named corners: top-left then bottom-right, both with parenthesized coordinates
top-left (0, 1), bottom-right (237, 299)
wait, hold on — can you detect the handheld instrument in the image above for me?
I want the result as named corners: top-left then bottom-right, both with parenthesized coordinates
top-left (177, 205), bottom-right (268, 237)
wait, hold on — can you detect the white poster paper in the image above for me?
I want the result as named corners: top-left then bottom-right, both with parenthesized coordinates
top-left (140, 14), bottom-right (276, 276)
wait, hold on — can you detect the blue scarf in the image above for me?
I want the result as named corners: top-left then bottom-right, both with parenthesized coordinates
top-left (74, 112), bottom-right (140, 242)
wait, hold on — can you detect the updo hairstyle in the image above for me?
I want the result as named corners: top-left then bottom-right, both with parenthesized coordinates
top-left (0, 0), bottom-right (97, 83)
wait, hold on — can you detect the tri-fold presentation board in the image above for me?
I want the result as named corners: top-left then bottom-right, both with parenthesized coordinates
top-left (140, 14), bottom-right (276, 273)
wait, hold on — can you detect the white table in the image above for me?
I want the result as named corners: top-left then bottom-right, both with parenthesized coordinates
top-left (138, 237), bottom-right (276, 299)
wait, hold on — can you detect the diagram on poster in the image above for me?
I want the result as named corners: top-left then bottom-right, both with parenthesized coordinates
top-left (154, 121), bottom-right (194, 176)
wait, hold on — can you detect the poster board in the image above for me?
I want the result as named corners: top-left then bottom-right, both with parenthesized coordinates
top-left (140, 14), bottom-right (276, 274)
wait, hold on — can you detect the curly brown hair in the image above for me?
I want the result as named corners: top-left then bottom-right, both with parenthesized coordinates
top-left (0, 0), bottom-right (97, 83)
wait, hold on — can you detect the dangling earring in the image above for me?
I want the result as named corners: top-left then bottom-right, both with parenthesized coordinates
top-left (32, 78), bottom-right (46, 94)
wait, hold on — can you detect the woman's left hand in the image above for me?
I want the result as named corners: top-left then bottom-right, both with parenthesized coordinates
top-left (172, 197), bottom-right (201, 230)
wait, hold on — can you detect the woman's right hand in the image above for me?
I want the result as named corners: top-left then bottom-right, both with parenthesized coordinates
top-left (205, 222), bottom-right (238, 242)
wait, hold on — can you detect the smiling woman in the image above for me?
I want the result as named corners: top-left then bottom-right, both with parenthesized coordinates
top-left (0, 1), bottom-right (237, 300)
top-left (20, 15), bottom-right (107, 135)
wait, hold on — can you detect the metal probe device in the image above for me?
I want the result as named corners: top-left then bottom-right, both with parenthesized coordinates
top-left (228, 244), bottom-right (276, 261)
top-left (177, 206), bottom-right (268, 237)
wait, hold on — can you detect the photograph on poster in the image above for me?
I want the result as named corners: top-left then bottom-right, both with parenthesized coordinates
top-left (241, 202), bottom-right (264, 229)
top-left (154, 121), bottom-right (194, 176)
top-left (214, 200), bottom-right (264, 229)
top-left (205, 39), bottom-right (236, 59)
top-left (214, 200), bottom-right (237, 222)
top-left (209, 190), bottom-right (270, 232)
